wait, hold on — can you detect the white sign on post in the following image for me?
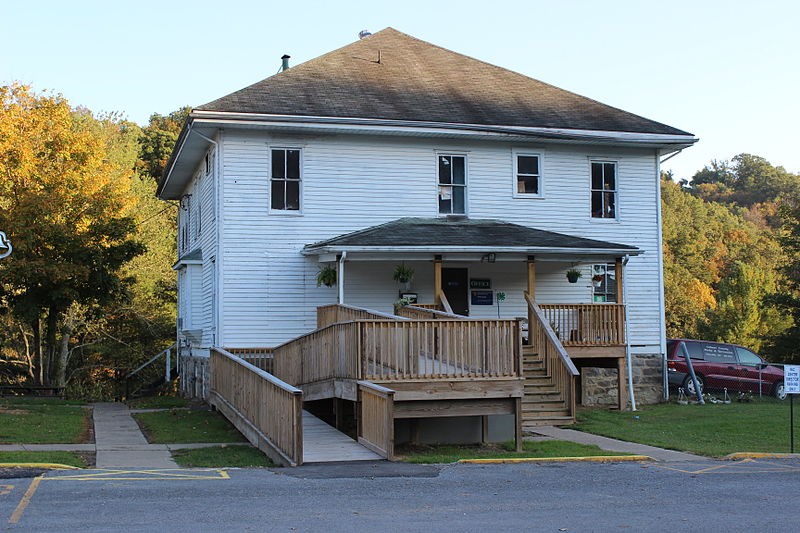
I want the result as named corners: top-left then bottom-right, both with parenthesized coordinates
top-left (785, 365), bottom-right (800, 394)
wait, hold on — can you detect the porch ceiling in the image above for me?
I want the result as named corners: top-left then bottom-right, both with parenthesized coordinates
top-left (303, 217), bottom-right (640, 260)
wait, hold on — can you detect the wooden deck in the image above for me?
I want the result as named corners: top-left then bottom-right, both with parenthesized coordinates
top-left (302, 411), bottom-right (382, 463)
top-left (210, 301), bottom-right (627, 465)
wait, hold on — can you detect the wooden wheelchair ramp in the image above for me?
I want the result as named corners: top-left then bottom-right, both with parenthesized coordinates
top-left (302, 411), bottom-right (383, 463)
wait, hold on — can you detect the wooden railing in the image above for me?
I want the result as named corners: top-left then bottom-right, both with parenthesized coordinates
top-left (396, 305), bottom-right (465, 320)
top-left (210, 348), bottom-right (303, 466)
top-left (317, 303), bottom-right (399, 329)
top-left (268, 317), bottom-right (521, 386)
top-left (538, 303), bottom-right (626, 346)
top-left (271, 322), bottom-right (361, 386)
top-left (357, 381), bottom-right (395, 459)
top-left (360, 319), bottom-right (521, 380)
top-left (525, 294), bottom-right (579, 419)
top-left (413, 303), bottom-right (443, 310)
top-left (227, 347), bottom-right (274, 373)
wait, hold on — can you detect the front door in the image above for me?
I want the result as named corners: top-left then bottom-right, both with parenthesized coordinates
top-left (442, 268), bottom-right (469, 316)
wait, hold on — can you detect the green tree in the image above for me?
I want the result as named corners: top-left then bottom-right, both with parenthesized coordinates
top-left (661, 175), bottom-right (789, 350)
top-left (137, 107), bottom-right (191, 181)
top-left (0, 84), bottom-right (145, 387)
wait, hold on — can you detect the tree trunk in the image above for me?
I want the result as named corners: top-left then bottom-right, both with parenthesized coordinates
top-left (55, 324), bottom-right (71, 388)
top-left (32, 317), bottom-right (43, 385)
top-left (45, 305), bottom-right (59, 386)
top-left (19, 324), bottom-right (35, 380)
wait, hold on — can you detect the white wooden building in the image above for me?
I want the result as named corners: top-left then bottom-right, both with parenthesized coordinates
top-left (159, 28), bottom-right (696, 431)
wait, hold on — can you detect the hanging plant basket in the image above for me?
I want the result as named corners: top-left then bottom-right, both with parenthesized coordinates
top-left (392, 263), bottom-right (415, 285)
top-left (566, 269), bottom-right (582, 283)
top-left (316, 265), bottom-right (337, 287)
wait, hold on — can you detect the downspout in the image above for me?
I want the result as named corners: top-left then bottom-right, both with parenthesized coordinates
top-left (338, 251), bottom-right (347, 304)
top-left (623, 255), bottom-right (636, 411)
top-left (655, 149), bottom-right (668, 401)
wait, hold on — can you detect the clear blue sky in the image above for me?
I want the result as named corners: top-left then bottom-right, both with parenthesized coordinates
top-left (2, 0), bottom-right (798, 181)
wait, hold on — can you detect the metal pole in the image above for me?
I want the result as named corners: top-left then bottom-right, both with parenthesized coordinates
top-left (681, 342), bottom-right (704, 404)
top-left (165, 349), bottom-right (171, 382)
top-left (791, 394), bottom-right (795, 454)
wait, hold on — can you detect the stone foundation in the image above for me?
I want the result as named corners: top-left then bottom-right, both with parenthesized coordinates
top-left (178, 353), bottom-right (210, 401)
top-left (581, 354), bottom-right (663, 407)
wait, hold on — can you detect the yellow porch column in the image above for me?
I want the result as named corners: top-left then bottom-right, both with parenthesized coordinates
top-left (615, 257), bottom-right (624, 304)
top-left (434, 255), bottom-right (442, 306)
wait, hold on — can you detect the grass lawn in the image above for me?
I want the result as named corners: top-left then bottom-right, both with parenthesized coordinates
top-left (575, 400), bottom-right (798, 457)
top-left (133, 409), bottom-right (247, 444)
top-left (0, 398), bottom-right (91, 444)
top-left (0, 451), bottom-right (88, 468)
top-left (397, 440), bottom-right (631, 464)
top-left (127, 396), bottom-right (189, 409)
top-left (171, 445), bottom-right (274, 468)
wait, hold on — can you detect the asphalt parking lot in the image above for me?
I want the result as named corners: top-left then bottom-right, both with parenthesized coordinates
top-left (2, 458), bottom-right (799, 532)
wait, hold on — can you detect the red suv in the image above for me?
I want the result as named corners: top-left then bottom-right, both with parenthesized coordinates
top-left (667, 339), bottom-right (786, 400)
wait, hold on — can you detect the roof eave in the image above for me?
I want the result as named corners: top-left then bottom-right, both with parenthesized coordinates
top-left (190, 111), bottom-right (698, 148)
top-left (302, 244), bottom-right (642, 257)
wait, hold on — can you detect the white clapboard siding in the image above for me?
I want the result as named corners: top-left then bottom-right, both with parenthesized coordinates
top-left (217, 131), bottom-right (663, 352)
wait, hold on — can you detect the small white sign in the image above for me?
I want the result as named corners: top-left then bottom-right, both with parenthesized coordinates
top-left (786, 365), bottom-right (800, 394)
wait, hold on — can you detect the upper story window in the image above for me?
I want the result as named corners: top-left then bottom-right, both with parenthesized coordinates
top-left (514, 152), bottom-right (541, 197)
top-left (591, 161), bottom-right (617, 219)
top-left (271, 148), bottom-right (301, 211)
top-left (438, 154), bottom-right (466, 214)
top-left (179, 194), bottom-right (191, 255)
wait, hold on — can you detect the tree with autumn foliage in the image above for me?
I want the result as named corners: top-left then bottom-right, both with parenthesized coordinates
top-left (0, 84), bottom-right (144, 387)
top-left (661, 174), bottom-right (789, 353)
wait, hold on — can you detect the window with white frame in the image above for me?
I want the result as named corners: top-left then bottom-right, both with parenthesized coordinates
top-left (271, 148), bottom-right (301, 211)
top-left (179, 194), bottom-right (191, 255)
top-left (438, 154), bottom-right (466, 214)
top-left (592, 263), bottom-right (617, 303)
top-left (514, 152), bottom-right (541, 196)
top-left (591, 161), bottom-right (617, 219)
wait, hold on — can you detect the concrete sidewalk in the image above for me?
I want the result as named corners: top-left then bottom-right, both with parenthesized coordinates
top-left (530, 426), bottom-right (705, 462)
top-left (0, 403), bottom-right (233, 468)
top-left (92, 402), bottom-right (178, 468)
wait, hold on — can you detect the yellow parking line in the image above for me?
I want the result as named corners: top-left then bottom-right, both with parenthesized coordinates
top-left (46, 468), bottom-right (230, 481)
top-left (8, 475), bottom-right (42, 524)
top-left (655, 458), bottom-right (800, 475)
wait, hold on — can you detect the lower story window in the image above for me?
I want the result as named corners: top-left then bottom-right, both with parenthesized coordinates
top-left (592, 263), bottom-right (617, 302)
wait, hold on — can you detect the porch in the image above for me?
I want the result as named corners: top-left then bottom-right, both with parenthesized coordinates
top-left (209, 292), bottom-right (627, 465)
top-left (207, 217), bottom-right (636, 465)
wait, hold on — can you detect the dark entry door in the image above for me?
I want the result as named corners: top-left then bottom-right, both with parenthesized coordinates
top-left (442, 268), bottom-right (469, 316)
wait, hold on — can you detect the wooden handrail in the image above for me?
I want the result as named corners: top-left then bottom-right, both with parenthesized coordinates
top-left (317, 303), bottom-right (403, 329)
top-left (210, 348), bottom-right (303, 466)
top-left (397, 305), bottom-right (465, 320)
top-left (524, 293), bottom-right (578, 376)
top-left (439, 291), bottom-right (455, 315)
top-left (524, 292), bottom-right (578, 422)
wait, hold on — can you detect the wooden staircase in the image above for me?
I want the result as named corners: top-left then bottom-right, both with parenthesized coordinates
top-left (521, 345), bottom-right (575, 431)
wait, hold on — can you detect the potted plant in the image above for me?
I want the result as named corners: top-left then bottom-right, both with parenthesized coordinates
top-left (566, 268), bottom-right (582, 283)
top-left (316, 265), bottom-right (337, 287)
top-left (392, 263), bottom-right (415, 289)
top-left (592, 274), bottom-right (604, 287)
top-left (393, 297), bottom-right (413, 313)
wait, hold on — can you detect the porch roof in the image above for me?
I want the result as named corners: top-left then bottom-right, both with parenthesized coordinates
top-left (303, 218), bottom-right (640, 258)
